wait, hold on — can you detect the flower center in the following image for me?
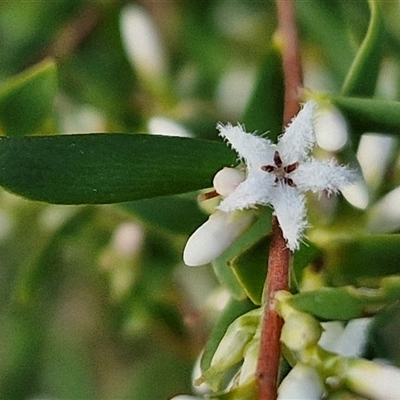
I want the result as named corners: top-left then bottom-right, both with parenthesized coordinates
top-left (261, 150), bottom-right (299, 187)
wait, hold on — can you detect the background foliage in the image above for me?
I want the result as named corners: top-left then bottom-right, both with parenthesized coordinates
top-left (1, 1), bottom-right (400, 399)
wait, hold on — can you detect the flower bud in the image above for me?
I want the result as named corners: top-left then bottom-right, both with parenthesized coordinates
top-left (280, 312), bottom-right (322, 352)
top-left (183, 210), bottom-right (255, 266)
top-left (213, 167), bottom-right (246, 197)
top-left (198, 308), bottom-right (261, 390)
top-left (346, 359), bottom-right (400, 400)
top-left (239, 335), bottom-right (260, 385)
top-left (210, 308), bottom-right (260, 370)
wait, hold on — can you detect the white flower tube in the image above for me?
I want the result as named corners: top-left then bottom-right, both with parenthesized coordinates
top-left (346, 359), bottom-right (400, 400)
top-left (183, 210), bottom-right (255, 267)
top-left (278, 364), bottom-right (324, 400)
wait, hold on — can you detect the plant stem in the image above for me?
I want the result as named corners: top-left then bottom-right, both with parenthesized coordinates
top-left (256, 1), bottom-right (302, 399)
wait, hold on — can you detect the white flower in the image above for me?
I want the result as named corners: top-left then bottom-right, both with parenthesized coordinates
top-left (217, 101), bottom-right (355, 251)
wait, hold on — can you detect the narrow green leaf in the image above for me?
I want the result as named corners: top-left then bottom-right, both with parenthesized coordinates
top-left (288, 276), bottom-right (400, 320)
top-left (0, 59), bottom-right (57, 136)
top-left (326, 234), bottom-right (400, 285)
top-left (0, 134), bottom-right (236, 204)
top-left (330, 96), bottom-right (400, 138)
top-left (200, 298), bottom-right (255, 374)
top-left (241, 43), bottom-right (284, 141)
top-left (341, 0), bottom-right (383, 97)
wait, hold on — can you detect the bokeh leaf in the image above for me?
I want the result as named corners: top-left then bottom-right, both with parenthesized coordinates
top-left (341, 0), bottom-right (383, 97)
top-left (0, 59), bottom-right (57, 136)
top-left (326, 234), bottom-right (400, 285)
top-left (0, 133), bottom-right (236, 204)
top-left (121, 195), bottom-right (207, 235)
top-left (296, 0), bottom-right (355, 83)
top-left (288, 276), bottom-right (400, 320)
top-left (330, 96), bottom-right (400, 138)
top-left (241, 43), bottom-right (284, 141)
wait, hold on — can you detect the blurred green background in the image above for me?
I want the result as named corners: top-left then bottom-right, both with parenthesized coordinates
top-left (1, 1), bottom-right (400, 399)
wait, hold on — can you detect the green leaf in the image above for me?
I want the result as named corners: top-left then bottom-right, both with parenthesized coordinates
top-left (330, 96), bottom-right (400, 138)
top-left (241, 43), bottom-right (284, 141)
top-left (200, 297), bottom-right (255, 374)
top-left (296, 0), bottom-right (355, 83)
top-left (326, 234), bottom-right (400, 285)
top-left (213, 208), bottom-right (272, 301)
top-left (288, 276), bottom-right (400, 320)
top-left (231, 236), bottom-right (270, 305)
top-left (121, 195), bottom-right (207, 235)
top-left (0, 134), bottom-right (236, 204)
top-left (0, 59), bottom-right (57, 136)
top-left (341, 0), bottom-right (383, 97)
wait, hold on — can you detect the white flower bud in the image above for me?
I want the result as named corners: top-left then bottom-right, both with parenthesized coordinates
top-left (210, 308), bottom-right (260, 371)
top-left (346, 359), bottom-right (400, 400)
top-left (278, 364), bottom-right (324, 399)
top-left (213, 167), bottom-right (246, 197)
top-left (314, 106), bottom-right (348, 152)
top-left (239, 335), bottom-right (260, 385)
top-left (367, 186), bottom-right (400, 233)
top-left (183, 210), bottom-right (255, 266)
top-left (120, 5), bottom-right (167, 81)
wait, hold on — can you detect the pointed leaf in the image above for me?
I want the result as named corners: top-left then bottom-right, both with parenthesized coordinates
top-left (0, 59), bottom-right (57, 136)
top-left (341, 0), bottom-right (383, 97)
top-left (330, 96), bottom-right (400, 138)
top-left (0, 134), bottom-right (236, 204)
top-left (288, 276), bottom-right (400, 320)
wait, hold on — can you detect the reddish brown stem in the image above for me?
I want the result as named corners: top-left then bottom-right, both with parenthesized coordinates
top-left (256, 218), bottom-right (290, 400)
top-left (256, 0), bottom-right (303, 399)
top-left (277, 0), bottom-right (302, 125)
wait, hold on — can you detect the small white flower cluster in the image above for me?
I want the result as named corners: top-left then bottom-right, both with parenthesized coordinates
top-left (184, 101), bottom-right (356, 266)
